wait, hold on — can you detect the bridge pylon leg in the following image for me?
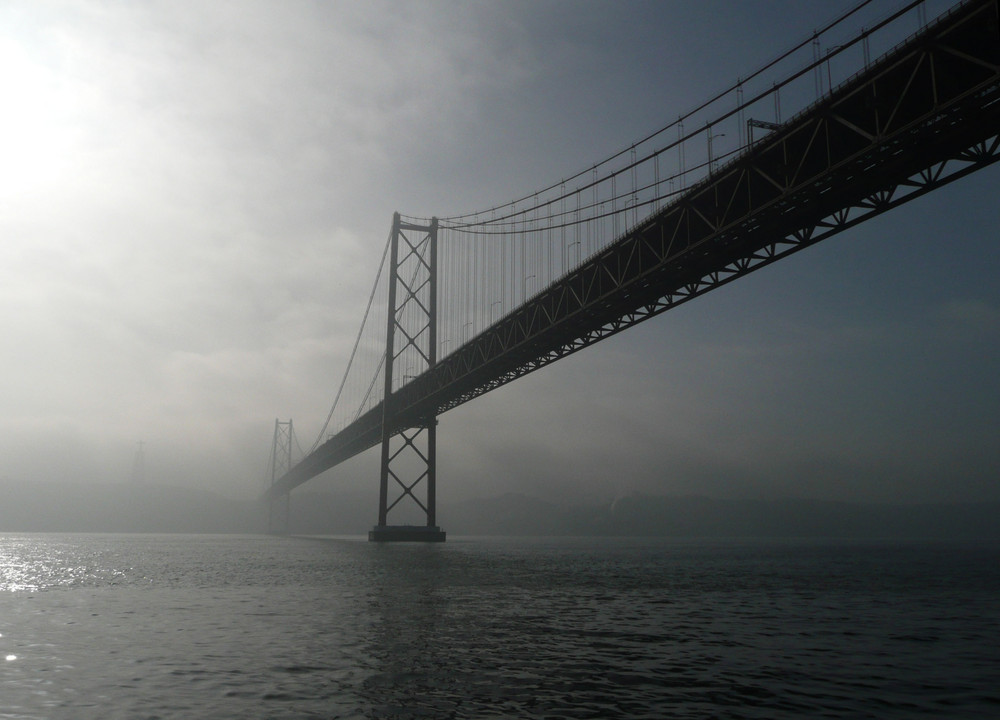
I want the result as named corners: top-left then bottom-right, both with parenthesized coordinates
top-left (370, 212), bottom-right (446, 542)
top-left (267, 491), bottom-right (290, 535)
top-left (267, 419), bottom-right (294, 535)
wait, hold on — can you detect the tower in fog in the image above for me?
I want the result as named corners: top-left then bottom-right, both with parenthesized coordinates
top-left (131, 441), bottom-right (145, 485)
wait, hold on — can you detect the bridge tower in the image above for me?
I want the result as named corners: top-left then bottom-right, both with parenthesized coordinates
top-left (268, 419), bottom-right (294, 534)
top-left (130, 440), bottom-right (145, 485)
top-left (369, 212), bottom-right (446, 542)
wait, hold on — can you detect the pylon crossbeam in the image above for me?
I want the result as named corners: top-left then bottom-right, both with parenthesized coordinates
top-left (399, 428), bottom-right (430, 464)
top-left (396, 275), bottom-right (431, 314)
top-left (399, 249), bottom-right (431, 276)
top-left (393, 322), bottom-right (431, 358)
top-left (398, 233), bottom-right (432, 266)
top-left (390, 465), bottom-right (429, 495)
top-left (387, 428), bottom-right (429, 466)
top-left (385, 482), bottom-right (429, 515)
top-left (384, 456), bottom-right (430, 514)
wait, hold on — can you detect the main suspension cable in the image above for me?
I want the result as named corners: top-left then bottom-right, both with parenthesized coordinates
top-left (432, 0), bottom-right (879, 225)
top-left (309, 228), bottom-right (393, 453)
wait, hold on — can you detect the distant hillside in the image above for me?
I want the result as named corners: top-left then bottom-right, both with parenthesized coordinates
top-left (0, 480), bottom-right (264, 533)
top-left (2, 480), bottom-right (997, 541)
top-left (284, 489), bottom-right (375, 535)
top-left (442, 493), bottom-right (1000, 542)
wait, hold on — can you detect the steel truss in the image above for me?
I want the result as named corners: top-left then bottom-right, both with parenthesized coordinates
top-left (267, 0), bottom-right (1000, 499)
top-left (373, 213), bottom-right (443, 538)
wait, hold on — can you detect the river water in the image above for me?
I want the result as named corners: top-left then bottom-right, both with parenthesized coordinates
top-left (1, 534), bottom-right (998, 719)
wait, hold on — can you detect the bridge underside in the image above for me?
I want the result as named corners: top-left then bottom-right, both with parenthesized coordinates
top-left (267, 0), bottom-right (1000, 501)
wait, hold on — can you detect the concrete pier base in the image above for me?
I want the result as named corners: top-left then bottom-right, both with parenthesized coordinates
top-left (368, 525), bottom-right (446, 542)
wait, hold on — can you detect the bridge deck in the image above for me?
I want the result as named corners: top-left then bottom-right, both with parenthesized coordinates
top-left (267, 0), bottom-right (1000, 499)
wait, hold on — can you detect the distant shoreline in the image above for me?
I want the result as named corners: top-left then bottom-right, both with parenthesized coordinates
top-left (3, 481), bottom-right (997, 542)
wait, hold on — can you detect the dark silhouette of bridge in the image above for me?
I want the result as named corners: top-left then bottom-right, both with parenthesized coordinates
top-left (264, 0), bottom-right (1000, 540)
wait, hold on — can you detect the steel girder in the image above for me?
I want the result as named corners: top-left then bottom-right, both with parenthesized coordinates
top-left (266, 0), bottom-right (1000, 499)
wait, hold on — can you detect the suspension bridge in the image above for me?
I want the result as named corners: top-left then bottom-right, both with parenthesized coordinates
top-left (263, 0), bottom-right (1000, 540)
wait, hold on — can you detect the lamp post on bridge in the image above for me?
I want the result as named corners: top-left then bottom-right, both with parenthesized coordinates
top-left (707, 128), bottom-right (726, 174)
top-left (523, 274), bottom-right (536, 303)
top-left (625, 197), bottom-right (638, 233)
top-left (568, 239), bottom-right (581, 268)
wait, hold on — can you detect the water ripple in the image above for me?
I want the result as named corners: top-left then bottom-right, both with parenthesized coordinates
top-left (1, 535), bottom-right (998, 719)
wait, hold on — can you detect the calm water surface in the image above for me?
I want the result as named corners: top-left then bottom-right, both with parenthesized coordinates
top-left (1, 534), bottom-right (998, 719)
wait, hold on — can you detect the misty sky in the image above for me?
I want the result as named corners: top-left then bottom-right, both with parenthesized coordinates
top-left (1, 0), bottom-right (997, 511)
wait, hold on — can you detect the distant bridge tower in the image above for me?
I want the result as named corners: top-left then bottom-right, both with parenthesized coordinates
top-left (268, 419), bottom-right (294, 534)
top-left (131, 440), bottom-right (145, 484)
top-left (370, 213), bottom-right (446, 542)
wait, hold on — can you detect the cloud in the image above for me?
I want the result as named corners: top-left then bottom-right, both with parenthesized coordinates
top-left (0, 0), bottom-right (997, 514)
